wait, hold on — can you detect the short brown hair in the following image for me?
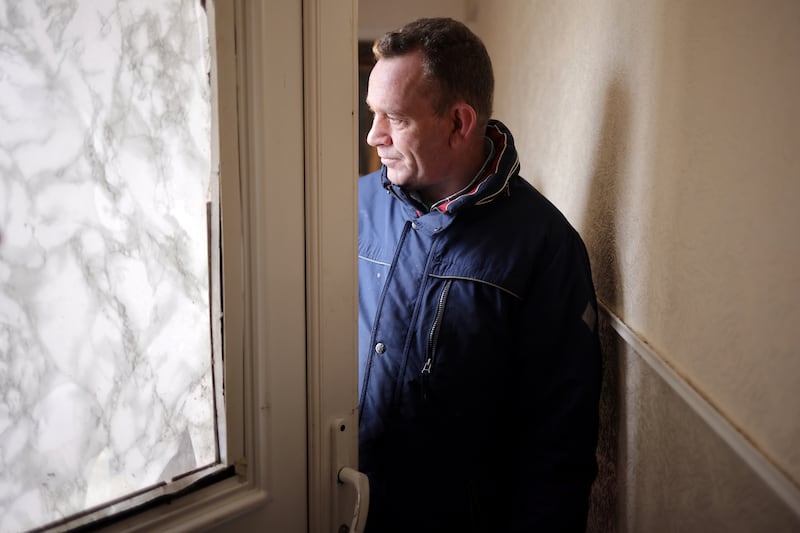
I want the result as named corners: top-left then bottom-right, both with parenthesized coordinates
top-left (373, 18), bottom-right (494, 128)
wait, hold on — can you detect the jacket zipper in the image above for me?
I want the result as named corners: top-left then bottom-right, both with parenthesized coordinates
top-left (421, 279), bottom-right (452, 398)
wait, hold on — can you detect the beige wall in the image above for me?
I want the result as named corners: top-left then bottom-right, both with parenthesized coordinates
top-left (473, 0), bottom-right (800, 479)
top-left (470, 0), bottom-right (800, 529)
top-left (359, 0), bottom-right (470, 40)
top-left (360, 0), bottom-right (800, 529)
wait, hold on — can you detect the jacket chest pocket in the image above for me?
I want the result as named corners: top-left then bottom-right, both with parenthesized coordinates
top-left (415, 275), bottom-right (521, 406)
top-left (420, 279), bottom-right (452, 400)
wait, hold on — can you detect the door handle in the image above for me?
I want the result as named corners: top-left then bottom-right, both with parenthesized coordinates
top-left (332, 417), bottom-right (369, 532)
top-left (337, 466), bottom-right (369, 533)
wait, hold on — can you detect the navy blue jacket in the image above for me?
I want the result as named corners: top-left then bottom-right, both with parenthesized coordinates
top-left (358, 120), bottom-right (601, 532)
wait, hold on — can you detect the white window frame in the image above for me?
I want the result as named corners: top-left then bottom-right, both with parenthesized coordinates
top-left (58, 0), bottom-right (359, 531)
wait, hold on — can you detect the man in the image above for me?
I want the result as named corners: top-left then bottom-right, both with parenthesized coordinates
top-left (358, 18), bottom-right (602, 532)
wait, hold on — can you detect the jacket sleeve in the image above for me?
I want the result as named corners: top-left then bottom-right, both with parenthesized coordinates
top-left (510, 227), bottom-right (603, 533)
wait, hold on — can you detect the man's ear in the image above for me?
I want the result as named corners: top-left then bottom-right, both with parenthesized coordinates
top-left (449, 103), bottom-right (478, 147)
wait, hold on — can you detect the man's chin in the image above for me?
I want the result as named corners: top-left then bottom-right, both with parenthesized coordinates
top-left (385, 171), bottom-right (410, 188)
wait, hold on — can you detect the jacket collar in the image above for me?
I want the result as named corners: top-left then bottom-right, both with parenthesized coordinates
top-left (381, 119), bottom-right (520, 216)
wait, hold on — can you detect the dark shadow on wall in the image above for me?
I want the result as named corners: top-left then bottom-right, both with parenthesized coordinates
top-left (584, 78), bottom-right (631, 533)
top-left (359, 40), bottom-right (380, 176)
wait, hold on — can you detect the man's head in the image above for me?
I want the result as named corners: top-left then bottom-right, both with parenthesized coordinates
top-left (373, 18), bottom-right (494, 129)
top-left (366, 18), bottom-right (495, 204)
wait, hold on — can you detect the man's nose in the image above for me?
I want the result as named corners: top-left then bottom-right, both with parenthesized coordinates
top-left (366, 115), bottom-right (390, 147)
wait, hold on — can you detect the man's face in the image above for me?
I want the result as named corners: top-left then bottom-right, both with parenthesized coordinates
top-left (366, 52), bottom-right (455, 202)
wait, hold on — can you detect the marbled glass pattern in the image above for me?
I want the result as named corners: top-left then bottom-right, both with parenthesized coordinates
top-left (0, 1), bottom-right (215, 531)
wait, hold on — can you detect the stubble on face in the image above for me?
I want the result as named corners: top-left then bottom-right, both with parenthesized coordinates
top-left (366, 53), bottom-right (454, 201)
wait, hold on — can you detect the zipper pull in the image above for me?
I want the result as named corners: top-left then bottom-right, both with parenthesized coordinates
top-left (421, 358), bottom-right (432, 374)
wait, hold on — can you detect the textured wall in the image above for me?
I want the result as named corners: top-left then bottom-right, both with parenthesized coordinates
top-left (470, 0), bottom-right (800, 529)
top-left (593, 314), bottom-right (799, 532)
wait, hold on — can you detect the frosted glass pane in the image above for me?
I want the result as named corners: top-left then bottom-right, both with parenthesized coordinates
top-left (0, 1), bottom-right (215, 531)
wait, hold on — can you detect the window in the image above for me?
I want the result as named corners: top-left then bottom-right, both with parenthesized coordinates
top-left (0, 1), bottom-right (226, 531)
top-left (1, 1), bottom-right (359, 530)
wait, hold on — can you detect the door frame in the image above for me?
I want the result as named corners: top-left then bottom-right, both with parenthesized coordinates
top-left (303, 0), bottom-right (360, 531)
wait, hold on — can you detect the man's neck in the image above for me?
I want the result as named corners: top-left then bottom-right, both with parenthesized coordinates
top-left (417, 134), bottom-right (491, 206)
top-left (415, 135), bottom-right (494, 209)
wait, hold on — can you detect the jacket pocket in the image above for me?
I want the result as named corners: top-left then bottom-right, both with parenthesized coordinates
top-left (420, 279), bottom-right (452, 400)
